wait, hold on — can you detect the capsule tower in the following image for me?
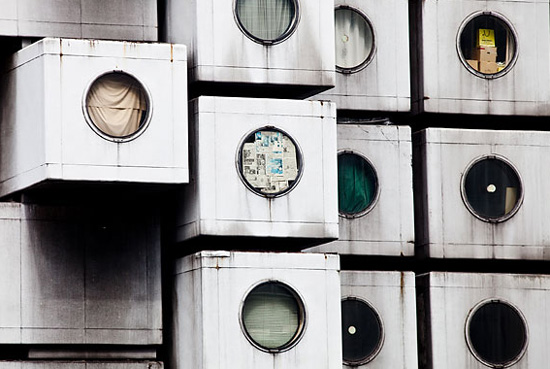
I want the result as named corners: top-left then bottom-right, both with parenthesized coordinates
top-left (0, 0), bottom-right (548, 369)
top-left (0, 0), bottom-right (187, 368)
top-left (410, 0), bottom-right (550, 367)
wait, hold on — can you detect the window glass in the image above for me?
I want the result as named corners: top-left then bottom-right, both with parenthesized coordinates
top-left (338, 153), bottom-right (378, 217)
top-left (467, 300), bottom-right (528, 367)
top-left (85, 72), bottom-right (149, 139)
top-left (463, 157), bottom-right (522, 221)
top-left (235, 0), bottom-right (298, 43)
top-left (335, 7), bottom-right (374, 72)
top-left (459, 14), bottom-right (517, 77)
top-left (341, 298), bottom-right (383, 365)
top-left (242, 282), bottom-right (304, 351)
top-left (239, 128), bottom-right (301, 196)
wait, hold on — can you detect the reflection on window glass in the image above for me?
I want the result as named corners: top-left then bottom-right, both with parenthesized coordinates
top-left (459, 14), bottom-right (516, 76)
top-left (463, 157), bottom-right (521, 220)
top-left (468, 300), bottom-right (527, 366)
top-left (338, 153), bottom-right (378, 216)
top-left (341, 298), bottom-right (383, 365)
top-left (236, 0), bottom-right (297, 43)
top-left (86, 72), bottom-right (148, 138)
top-left (240, 129), bottom-right (300, 196)
top-left (242, 282), bottom-right (304, 351)
top-left (335, 7), bottom-right (374, 71)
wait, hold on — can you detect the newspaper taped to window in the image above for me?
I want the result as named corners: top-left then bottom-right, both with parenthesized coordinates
top-left (242, 130), bottom-right (299, 194)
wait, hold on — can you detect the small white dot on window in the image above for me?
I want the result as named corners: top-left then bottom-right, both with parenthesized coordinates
top-left (487, 184), bottom-right (497, 193)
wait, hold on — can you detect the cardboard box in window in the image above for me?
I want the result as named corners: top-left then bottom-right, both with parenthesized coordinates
top-left (474, 46), bottom-right (497, 63)
top-left (466, 59), bottom-right (479, 71)
top-left (479, 61), bottom-right (498, 74)
top-left (477, 28), bottom-right (496, 47)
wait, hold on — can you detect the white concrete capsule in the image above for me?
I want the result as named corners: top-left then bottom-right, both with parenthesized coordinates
top-left (414, 127), bottom-right (550, 260)
top-left (340, 271), bottom-right (418, 369)
top-left (0, 0), bottom-right (157, 41)
top-left (0, 363), bottom-right (162, 369)
top-left (176, 96), bottom-right (338, 249)
top-left (417, 272), bottom-right (550, 369)
top-left (171, 251), bottom-right (342, 369)
top-left (314, 0), bottom-right (410, 112)
top-left (413, 0), bottom-right (550, 115)
top-left (305, 124), bottom-right (414, 256)
top-left (0, 38), bottom-right (188, 198)
top-left (163, 0), bottom-right (335, 98)
top-left (0, 202), bottom-right (161, 345)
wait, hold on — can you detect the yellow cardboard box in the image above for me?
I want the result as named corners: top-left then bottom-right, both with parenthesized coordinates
top-left (477, 29), bottom-right (495, 47)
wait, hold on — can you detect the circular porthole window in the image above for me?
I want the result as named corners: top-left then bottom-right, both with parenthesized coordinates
top-left (237, 127), bottom-right (302, 197)
top-left (335, 6), bottom-right (375, 73)
top-left (458, 12), bottom-right (518, 78)
top-left (461, 156), bottom-right (523, 222)
top-left (241, 281), bottom-right (306, 352)
top-left (466, 299), bottom-right (528, 368)
top-left (84, 71), bottom-right (151, 142)
top-left (338, 152), bottom-right (379, 218)
top-left (235, 0), bottom-right (299, 44)
top-left (341, 297), bottom-right (384, 365)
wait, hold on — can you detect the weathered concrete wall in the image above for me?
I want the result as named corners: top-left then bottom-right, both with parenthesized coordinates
top-left (0, 38), bottom-right (188, 198)
top-left (0, 202), bottom-right (162, 345)
top-left (414, 127), bottom-right (550, 260)
top-left (0, 0), bottom-right (157, 41)
top-left (314, 0), bottom-right (411, 112)
top-left (176, 96), bottom-right (338, 247)
top-left (163, 0), bottom-right (335, 96)
top-left (305, 124), bottom-right (415, 256)
top-left (171, 251), bottom-right (342, 369)
top-left (417, 272), bottom-right (550, 369)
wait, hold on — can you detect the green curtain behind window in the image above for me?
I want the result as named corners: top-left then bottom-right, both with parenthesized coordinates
top-left (338, 154), bottom-right (377, 215)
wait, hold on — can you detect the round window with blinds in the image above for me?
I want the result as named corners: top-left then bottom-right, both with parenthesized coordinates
top-left (338, 152), bottom-right (379, 218)
top-left (466, 299), bottom-right (528, 368)
top-left (235, 0), bottom-right (300, 45)
top-left (341, 297), bottom-right (384, 366)
top-left (240, 281), bottom-right (306, 352)
top-left (457, 12), bottom-right (518, 78)
top-left (83, 71), bottom-right (151, 142)
top-left (461, 155), bottom-right (523, 222)
top-left (334, 6), bottom-right (375, 73)
top-left (237, 127), bottom-right (303, 197)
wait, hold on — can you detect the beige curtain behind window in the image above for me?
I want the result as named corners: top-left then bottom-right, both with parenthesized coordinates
top-left (86, 73), bottom-right (147, 137)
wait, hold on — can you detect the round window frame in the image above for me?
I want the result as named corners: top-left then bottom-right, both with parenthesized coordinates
top-left (464, 298), bottom-right (529, 368)
top-left (460, 154), bottom-right (524, 223)
top-left (236, 126), bottom-right (304, 198)
top-left (82, 70), bottom-right (153, 143)
top-left (337, 150), bottom-right (380, 219)
top-left (456, 11), bottom-right (519, 79)
top-left (239, 280), bottom-right (307, 353)
top-left (233, 0), bottom-right (301, 46)
top-left (341, 296), bottom-right (385, 366)
top-left (334, 5), bottom-right (376, 74)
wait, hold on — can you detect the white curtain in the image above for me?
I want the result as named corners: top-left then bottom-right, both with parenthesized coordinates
top-left (335, 8), bottom-right (374, 69)
top-left (236, 0), bottom-right (295, 41)
top-left (242, 284), bottom-right (299, 349)
top-left (86, 73), bottom-right (147, 137)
